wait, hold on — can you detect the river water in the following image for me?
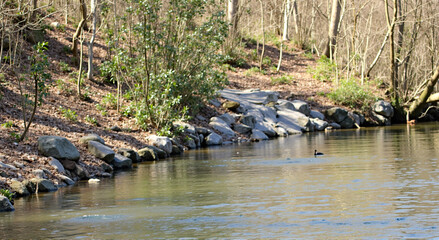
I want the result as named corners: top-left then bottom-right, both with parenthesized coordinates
top-left (2, 123), bottom-right (439, 239)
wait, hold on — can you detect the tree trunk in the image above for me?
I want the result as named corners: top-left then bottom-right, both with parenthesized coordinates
top-left (87, 0), bottom-right (97, 80)
top-left (323, 0), bottom-right (341, 59)
top-left (408, 64), bottom-right (439, 118)
top-left (228, 0), bottom-right (238, 33)
top-left (71, 0), bottom-right (87, 65)
top-left (385, 0), bottom-right (398, 101)
top-left (282, 0), bottom-right (290, 41)
top-left (258, 0), bottom-right (265, 70)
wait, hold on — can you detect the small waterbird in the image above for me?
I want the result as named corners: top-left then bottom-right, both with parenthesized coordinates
top-left (314, 150), bottom-right (324, 156)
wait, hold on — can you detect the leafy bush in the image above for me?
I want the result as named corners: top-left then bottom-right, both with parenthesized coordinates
top-left (102, 93), bottom-right (117, 109)
top-left (85, 115), bottom-right (98, 126)
top-left (245, 67), bottom-right (266, 76)
top-left (1, 121), bottom-right (14, 128)
top-left (59, 107), bottom-right (78, 122)
top-left (59, 61), bottom-right (71, 73)
top-left (327, 78), bottom-right (378, 111)
top-left (307, 55), bottom-right (336, 82)
top-left (262, 56), bottom-right (272, 66)
top-left (0, 189), bottom-right (14, 203)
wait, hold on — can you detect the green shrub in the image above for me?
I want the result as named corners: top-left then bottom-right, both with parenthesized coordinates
top-left (271, 75), bottom-right (294, 85)
top-left (327, 78), bottom-right (378, 111)
top-left (102, 93), bottom-right (117, 109)
top-left (59, 61), bottom-right (71, 73)
top-left (95, 104), bottom-right (108, 116)
top-left (85, 115), bottom-right (98, 126)
top-left (307, 55), bottom-right (336, 82)
top-left (1, 121), bottom-right (14, 128)
top-left (262, 56), bottom-right (272, 66)
top-left (59, 107), bottom-right (78, 122)
top-left (0, 189), bottom-right (14, 202)
top-left (244, 67), bottom-right (266, 76)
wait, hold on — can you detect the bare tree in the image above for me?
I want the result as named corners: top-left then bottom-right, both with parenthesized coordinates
top-left (384, 0), bottom-right (398, 101)
top-left (71, 0), bottom-right (87, 65)
top-left (323, 0), bottom-right (342, 59)
top-left (87, 0), bottom-right (97, 80)
top-left (228, 0), bottom-right (238, 33)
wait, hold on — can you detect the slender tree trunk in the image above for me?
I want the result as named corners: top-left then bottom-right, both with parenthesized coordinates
top-left (77, 31), bottom-right (84, 97)
top-left (87, 0), bottom-right (97, 80)
top-left (228, 0), bottom-right (238, 33)
top-left (323, 0), bottom-right (342, 59)
top-left (292, 0), bottom-right (299, 35)
top-left (65, 0), bottom-right (68, 25)
top-left (282, 0), bottom-right (290, 41)
top-left (258, 0), bottom-right (265, 70)
top-left (71, 0), bottom-right (87, 65)
top-left (385, 0), bottom-right (398, 101)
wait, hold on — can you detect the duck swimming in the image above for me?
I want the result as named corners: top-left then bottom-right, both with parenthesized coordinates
top-left (314, 150), bottom-right (324, 156)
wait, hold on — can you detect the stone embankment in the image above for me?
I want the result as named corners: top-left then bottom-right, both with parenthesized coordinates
top-left (0, 89), bottom-right (394, 212)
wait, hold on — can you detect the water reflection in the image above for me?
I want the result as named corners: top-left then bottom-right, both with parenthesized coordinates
top-left (2, 123), bottom-right (439, 238)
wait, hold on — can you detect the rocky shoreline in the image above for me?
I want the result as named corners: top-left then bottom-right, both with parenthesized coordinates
top-left (0, 89), bottom-right (395, 212)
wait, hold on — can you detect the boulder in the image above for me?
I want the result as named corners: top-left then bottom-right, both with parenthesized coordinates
top-left (113, 154), bottom-right (133, 169)
top-left (80, 134), bottom-right (105, 145)
top-left (74, 164), bottom-right (90, 180)
top-left (12, 161), bottom-right (24, 169)
top-left (277, 110), bottom-right (311, 134)
top-left (339, 115), bottom-right (355, 129)
top-left (49, 157), bottom-right (66, 174)
top-left (209, 98), bottom-right (222, 107)
top-left (147, 135), bottom-right (173, 155)
top-left (373, 100), bottom-right (394, 118)
top-left (196, 127), bottom-right (211, 135)
top-left (58, 174), bottom-right (75, 185)
top-left (219, 89), bottom-right (279, 106)
top-left (110, 126), bottom-right (122, 132)
top-left (291, 100), bottom-right (311, 116)
top-left (173, 121), bottom-right (196, 135)
top-left (240, 115), bottom-right (257, 128)
top-left (276, 100), bottom-right (296, 111)
top-left (209, 117), bottom-right (235, 138)
top-left (117, 148), bottom-right (140, 163)
top-left (274, 126), bottom-right (289, 137)
top-left (30, 178), bottom-right (58, 192)
top-left (329, 122), bottom-right (341, 129)
top-left (148, 146), bottom-right (168, 159)
top-left (255, 121), bottom-right (277, 138)
top-left (251, 129), bottom-right (269, 141)
top-left (184, 137), bottom-right (197, 149)
top-left (88, 141), bottom-right (115, 163)
top-left (310, 110), bottom-right (325, 120)
top-left (254, 105), bottom-right (278, 123)
top-left (38, 136), bottom-right (80, 161)
top-left (170, 139), bottom-right (185, 155)
top-left (0, 161), bottom-right (17, 170)
top-left (372, 111), bottom-right (391, 126)
top-left (219, 113), bottom-right (236, 126)
top-left (205, 132), bottom-right (223, 145)
top-left (311, 118), bottom-right (329, 131)
top-left (0, 196), bottom-right (14, 212)
top-left (138, 147), bottom-right (158, 161)
top-left (59, 159), bottom-right (76, 171)
top-left (325, 107), bottom-right (349, 123)
top-left (10, 179), bottom-right (30, 197)
top-left (233, 124), bottom-right (252, 134)
top-left (100, 162), bottom-right (113, 173)
top-left (222, 100), bottom-right (240, 111)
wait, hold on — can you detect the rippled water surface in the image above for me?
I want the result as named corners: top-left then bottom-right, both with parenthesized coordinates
top-left (2, 123), bottom-right (439, 238)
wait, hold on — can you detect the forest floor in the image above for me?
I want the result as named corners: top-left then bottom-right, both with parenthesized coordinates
top-left (0, 13), bottom-right (382, 191)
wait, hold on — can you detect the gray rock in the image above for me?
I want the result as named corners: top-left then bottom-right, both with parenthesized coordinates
top-left (372, 111), bottom-right (391, 126)
top-left (219, 113), bottom-right (236, 126)
top-left (38, 136), bottom-right (80, 161)
top-left (49, 157), bottom-right (66, 174)
top-left (329, 122), bottom-right (341, 129)
top-left (184, 137), bottom-right (197, 149)
top-left (219, 89), bottom-right (279, 106)
top-left (277, 110), bottom-right (311, 134)
top-left (138, 147), bottom-right (158, 161)
top-left (325, 107), bottom-right (349, 123)
top-left (117, 148), bottom-right (140, 163)
top-left (255, 121), bottom-right (277, 137)
top-left (240, 115), bottom-right (257, 128)
top-left (196, 115), bottom-right (207, 121)
top-left (32, 169), bottom-right (47, 179)
top-left (205, 132), bottom-right (223, 145)
top-left (310, 110), bottom-right (325, 120)
top-left (276, 100), bottom-right (296, 111)
top-left (88, 141), bottom-right (115, 163)
top-left (311, 118), bottom-right (329, 131)
top-left (12, 161), bottom-right (24, 169)
top-left (113, 154), bottom-right (133, 169)
top-left (148, 146), bottom-right (168, 159)
top-left (74, 164), bottom-right (90, 180)
top-left (292, 100), bottom-right (311, 116)
top-left (373, 100), bottom-right (394, 118)
top-left (59, 159), bottom-right (76, 171)
top-left (339, 115), bottom-right (355, 129)
top-left (0, 161), bottom-right (17, 170)
top-left (233, 124), bottom-right (252, 134)
top-left (148, 135), bottom-right (173, 155)
top-left (0, 196), bottom-right (14, 212)
top-left (80, 134), bottom-right (105, 145)
top-left (30, 178), bottom-right (58, 192)
top-left (254, 105), bottom-right (278, 123)
top-left (110, 126), bottom-right (122, 132)
top-left (10, 179), bottom-right (30, 197)
top-left (58, 174), bottom-right (75, 185)
top-left (274, 126), bottom-right (289, 137)
top-left (173, 121), bottom-right (196, 135)
top-left (251, 129), bottom-right (269, 141)
top-left (196, 127), bottom-right (211, 135)
top-left (209, 117), bottom-right (235, 138)
top-left (100, 162), bottom-right (113, 172)
top-left (209, 98), bottom-right (222, 107)
top-left (172, 145), bottom-right (183, 155)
